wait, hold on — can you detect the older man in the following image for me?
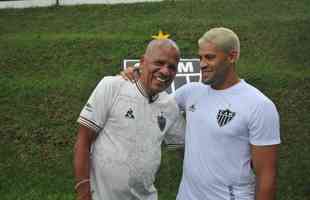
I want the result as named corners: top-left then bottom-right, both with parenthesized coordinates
top-left (74, 38), bottom-right (185, 200)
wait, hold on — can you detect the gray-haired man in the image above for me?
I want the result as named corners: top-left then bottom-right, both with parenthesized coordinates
top-left (74, 38), bottom-right (185, 200)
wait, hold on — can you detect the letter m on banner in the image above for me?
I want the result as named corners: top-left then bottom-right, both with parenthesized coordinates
top-left (123, 59), bottom-right (200, 94)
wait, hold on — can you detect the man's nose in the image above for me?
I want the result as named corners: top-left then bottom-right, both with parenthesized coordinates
top-left (160, 64), bottom-right (172, 75)
top-left (200, 59), bottom-right (208, 69)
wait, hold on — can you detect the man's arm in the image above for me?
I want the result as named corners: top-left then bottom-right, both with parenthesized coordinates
top-left (74, 125), bottom-right (97, 200)
top-left (251, 144), bottom-right (279, 200)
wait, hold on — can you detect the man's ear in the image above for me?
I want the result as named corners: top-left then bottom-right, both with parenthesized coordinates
top-left (228, 50), bottom-right (238, 64)
top-left (140, 55), bottom-right (145, 66)
top-left (139, 55), bottom-right (147, 72)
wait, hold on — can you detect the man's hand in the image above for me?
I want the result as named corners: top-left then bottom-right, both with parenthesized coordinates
top-left (76, 184), bottom-right (92, 200)
top-left (120, 66), bottom-right (140, 82)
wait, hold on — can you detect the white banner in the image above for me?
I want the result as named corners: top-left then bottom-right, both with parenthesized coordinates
top-left (0, 0), bottom-right (56, 9)
top-left (0, 0), bottom-right (163, 9)
top-left (59, 0), bottom-right (163, 6)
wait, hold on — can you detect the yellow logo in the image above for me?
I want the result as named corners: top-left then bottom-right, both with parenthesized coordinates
top-left (152, 30), bottom-right (170, 40)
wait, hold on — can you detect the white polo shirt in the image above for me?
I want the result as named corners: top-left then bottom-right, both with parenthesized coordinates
top-left (174, 80), bottom-right (281, 200)
top-left (77, 76), bottom-right (185, 200)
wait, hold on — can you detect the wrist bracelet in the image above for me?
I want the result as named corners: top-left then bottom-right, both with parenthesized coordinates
top-left (75, 179), bottom-right (90, 191)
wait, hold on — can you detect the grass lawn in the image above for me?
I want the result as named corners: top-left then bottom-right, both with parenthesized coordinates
top-left (0, 0), bottom-right (310, 199)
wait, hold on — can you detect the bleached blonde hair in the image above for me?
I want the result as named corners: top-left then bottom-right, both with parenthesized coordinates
top-left (198, 27), bottom-right (240, 60)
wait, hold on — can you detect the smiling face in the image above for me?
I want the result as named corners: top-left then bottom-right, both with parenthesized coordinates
top-left (199, 41), bottom-right (235, 89)
top-left (198, 27), bottom-right (241, 89)
top-left (140, 44), bottom-right (179, 95)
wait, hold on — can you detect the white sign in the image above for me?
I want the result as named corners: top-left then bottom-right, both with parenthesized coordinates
top-left (0, 0), bottom-right (55, 9)
top-left (123, 58), bottom-right (201, 93)
top-left (0, 0), bottom-right (163, 9)
top-left (60, 0), bottom-right (163, 6)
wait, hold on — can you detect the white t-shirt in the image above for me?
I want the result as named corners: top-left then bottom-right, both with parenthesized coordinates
top-left (174, 80), bottom-right (281, 200)
top-left (77, 76), bottom-right (185, 200)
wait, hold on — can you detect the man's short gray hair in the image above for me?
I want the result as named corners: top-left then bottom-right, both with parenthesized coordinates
top-left (198, 27), bottom-right (240, 60)
top-left (145, 39), bottom-right (180, 59)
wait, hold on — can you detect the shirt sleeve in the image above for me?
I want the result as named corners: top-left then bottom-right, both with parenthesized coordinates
top-left (173, 84), bottom-right (190, 111)
top-left (77, 77), bottom-right (116, 133)
top-left (249, 99), bottom-right (281, 146)
top-left (164, 108), bottom-right (186, 150)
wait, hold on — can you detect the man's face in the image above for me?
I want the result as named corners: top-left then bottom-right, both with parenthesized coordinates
top-left (140, 47), bottom-right (179, 95)
top-left (198, 42), bottom-right (231, 87)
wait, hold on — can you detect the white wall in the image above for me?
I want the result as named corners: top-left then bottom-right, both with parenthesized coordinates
top-left (60, 0), bottom-right (163, 6)
top-left (0, 0), bottom-right (56, 9)
top-left (0, 0), bottom-right (163, 9)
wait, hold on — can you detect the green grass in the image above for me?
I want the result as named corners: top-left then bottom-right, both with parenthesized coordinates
top-left (1, 0), bottom-right (310, 199)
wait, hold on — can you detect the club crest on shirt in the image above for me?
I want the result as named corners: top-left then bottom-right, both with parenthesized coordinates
top-left (188, 104), bottom-right (196, 112)
top-left (125, 108), bottom-right (135, 119)
top-left (217, 109), bottom-right (235, 127)
top-left (157, 112), bottom-right (166, 131)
